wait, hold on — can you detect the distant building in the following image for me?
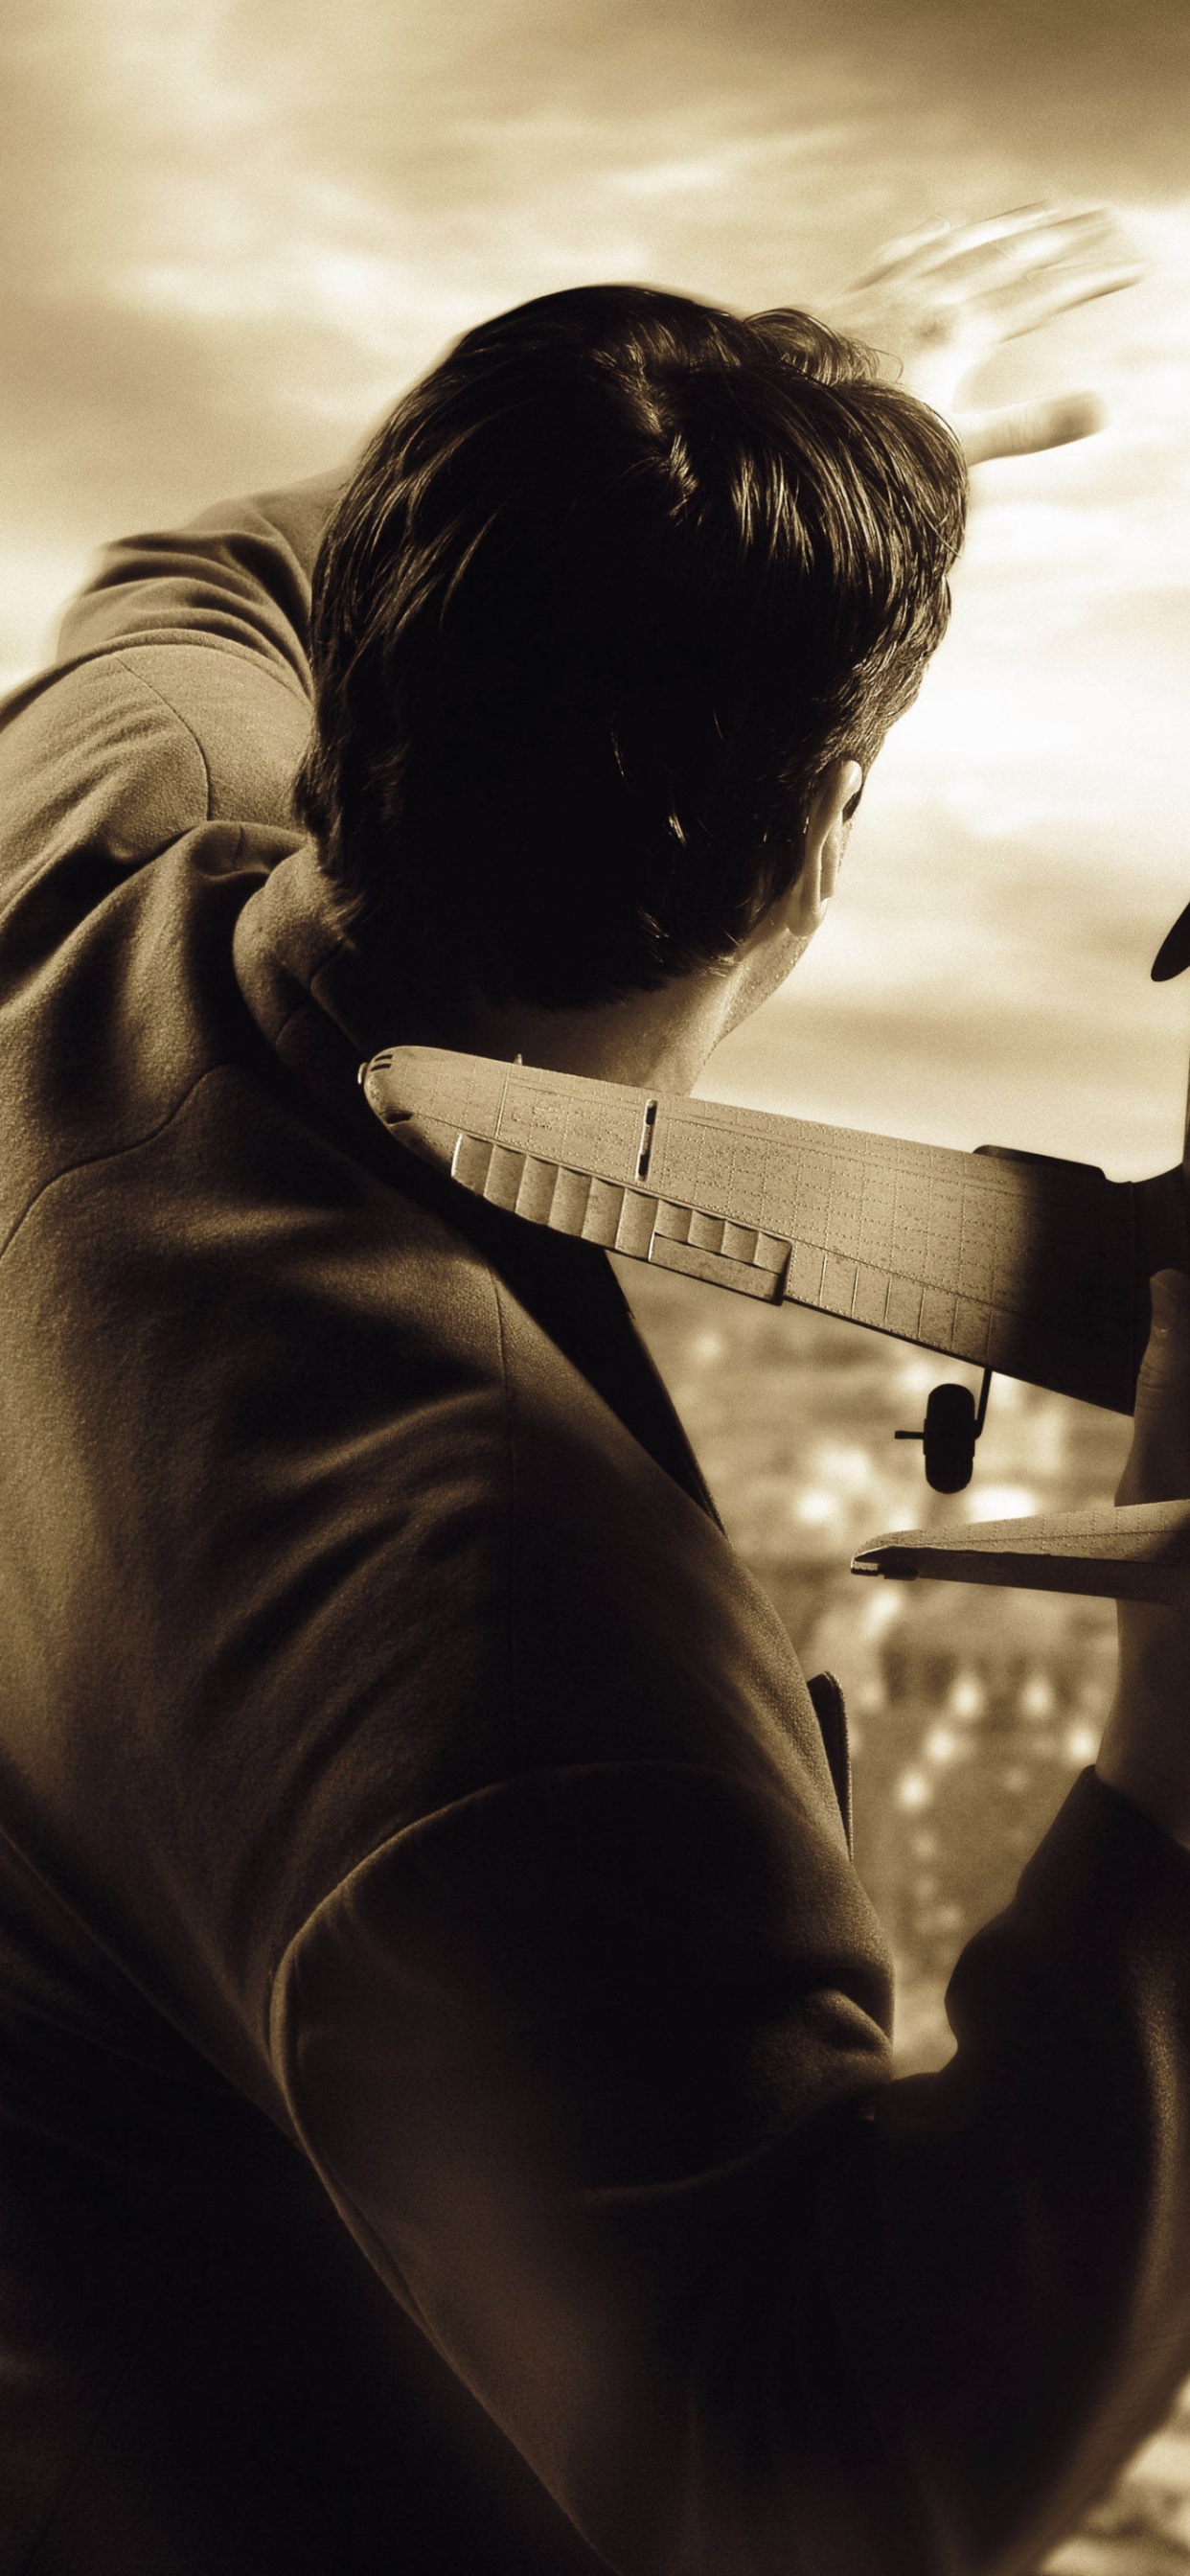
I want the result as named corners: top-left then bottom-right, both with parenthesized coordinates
top-left (850, 1579), bottom-right (1116, 1984)
top-left (620, 1255), bottom-right (1128, 1993)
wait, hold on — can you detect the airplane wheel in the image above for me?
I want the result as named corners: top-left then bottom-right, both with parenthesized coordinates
top-left (922, 1383), bottom-right (977, 1493)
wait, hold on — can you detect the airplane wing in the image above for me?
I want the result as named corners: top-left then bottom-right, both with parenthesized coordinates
top-left (361, 1045), bottom-right (1188, 1414)
top-left (852, 1499), bottom-right (1190, 1604)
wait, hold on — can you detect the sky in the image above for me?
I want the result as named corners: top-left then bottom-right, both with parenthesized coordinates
top-left (4, 0), bottom-right (1190, 1176)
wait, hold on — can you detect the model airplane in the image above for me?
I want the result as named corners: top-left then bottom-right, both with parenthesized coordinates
top-left (360, 899), bottom-right (1190, 1606)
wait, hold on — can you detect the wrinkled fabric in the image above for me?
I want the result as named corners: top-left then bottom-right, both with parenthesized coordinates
top-left (0, 472), bottom-right (1187, 2574)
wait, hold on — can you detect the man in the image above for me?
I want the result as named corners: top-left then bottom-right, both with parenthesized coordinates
top-left (1, 232), bottom-right (1188, 2576)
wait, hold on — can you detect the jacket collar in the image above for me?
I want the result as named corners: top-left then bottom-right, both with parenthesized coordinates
top-left (232, 832), bottom-right (392, 1124)
top-left (231, 833), bottom-right (722, 1529)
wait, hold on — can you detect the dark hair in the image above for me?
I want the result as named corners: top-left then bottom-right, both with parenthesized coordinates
top-left (294, 283), bottom-right (966, 1011)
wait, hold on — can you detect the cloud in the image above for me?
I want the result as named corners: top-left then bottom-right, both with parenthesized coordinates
top-left (3, 0), bottom-right (1184, 549)
top-left (705, 770), bottom-right (1190, 1178)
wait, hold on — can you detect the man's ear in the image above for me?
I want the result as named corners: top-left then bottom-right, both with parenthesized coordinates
top-left (782, 758), bottom-right (864, 935)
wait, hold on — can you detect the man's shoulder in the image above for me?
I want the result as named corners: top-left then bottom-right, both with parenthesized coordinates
top-left (0, 472), bottom-right (335, 932)
top-left (0, 629), bottom-right (309, 883)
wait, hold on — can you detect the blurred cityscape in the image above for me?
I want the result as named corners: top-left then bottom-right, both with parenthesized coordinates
top-left (621, 1257), bottom-right (1189, 2576)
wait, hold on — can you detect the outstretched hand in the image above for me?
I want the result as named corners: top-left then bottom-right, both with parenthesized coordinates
top-left (829, 206), bottom-right (1140, 468)
top-left (1097, 1270), bottom-right (1190, 1847)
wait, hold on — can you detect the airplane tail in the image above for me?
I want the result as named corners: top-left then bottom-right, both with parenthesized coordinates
top-left (852, 1499), bottom-right (1190, 1604)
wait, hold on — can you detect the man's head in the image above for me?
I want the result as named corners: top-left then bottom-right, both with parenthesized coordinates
top-left (295, 284), bottom-right (966, 1025)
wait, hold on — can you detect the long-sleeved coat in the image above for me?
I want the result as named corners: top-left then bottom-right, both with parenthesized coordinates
top-left (1, 469), bottom-right (1189, 2576)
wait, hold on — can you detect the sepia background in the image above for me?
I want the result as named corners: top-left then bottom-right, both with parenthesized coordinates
top-left (4, 1), bottom-right (1190, 2564)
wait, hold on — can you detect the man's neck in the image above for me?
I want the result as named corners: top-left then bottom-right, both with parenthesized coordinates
top-left (450, 915), bottom-right (814, 1095)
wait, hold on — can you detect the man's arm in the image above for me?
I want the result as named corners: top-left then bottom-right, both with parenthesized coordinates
top-left (256, 1278), bottom-right (1190, 2576)
top-left (53, 463), bottom-right (349, 691)
top-left (1099, 1268), bottom-right (1190, 1840)
top-left (271, 1706), bottom-right (1190, 2576)
top-left (0, 466), bottom-right (352, 884)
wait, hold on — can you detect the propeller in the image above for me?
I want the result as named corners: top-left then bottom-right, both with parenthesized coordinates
top-left (1152, 897), bottom-right (1190, 983)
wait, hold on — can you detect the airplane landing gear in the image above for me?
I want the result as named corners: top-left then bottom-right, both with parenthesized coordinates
top-left (896, 1368), bottom-right (994, 1493)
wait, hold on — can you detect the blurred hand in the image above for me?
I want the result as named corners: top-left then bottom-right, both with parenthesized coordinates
top-left (829, 205), bottom-right (1140, 468)
top-left (1097, 1269), bottom-right (1190, 1846)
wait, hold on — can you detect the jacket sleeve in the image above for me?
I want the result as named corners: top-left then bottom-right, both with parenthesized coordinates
top-left (0, 467), bottom-right (351, 862)
top-left (269, 1745), bottom-right (1190, 2576)
top-left (53, 465), bottom-right (349, 688)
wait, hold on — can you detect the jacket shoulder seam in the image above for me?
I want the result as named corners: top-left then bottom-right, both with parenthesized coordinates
top-left (104, 631), bottom-right (311, 704)
top-left (0, 1061), bottom-right (227, 1274)
top-left (111, 650), bottom-right (212, 819)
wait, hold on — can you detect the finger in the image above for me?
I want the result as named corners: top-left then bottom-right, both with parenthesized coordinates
top-left (838, 207), bottom-right (1126, 310)
top-left (958, 393), bottom-right (1106, 464)
top-left (1117, 1271), bottom-right (1190, 1506)
top-left (1134, 1271), bottom-right (1190, 1394)
top-left (848, 210), bottom-right (1047, 291)
top-left (977, 263), bottom-right (1144, 336)
top-left (863, 206), bottom-right (1121, 300)
top-left (912, 205), bottom-right (1121, 282)
top-left (842, 221), bottom-right (954, 290)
